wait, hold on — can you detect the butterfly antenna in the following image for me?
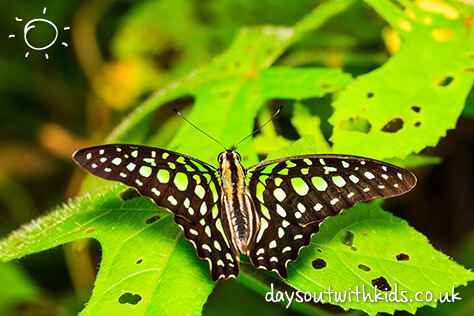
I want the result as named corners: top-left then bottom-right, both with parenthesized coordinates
top-left (231, 106), bottom-right (283, 151)
top-left (174, 108), bottom-right (227, 151)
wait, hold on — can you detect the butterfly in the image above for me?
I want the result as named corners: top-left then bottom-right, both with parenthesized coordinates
top-left (73, 143), bottom-right (416, 281)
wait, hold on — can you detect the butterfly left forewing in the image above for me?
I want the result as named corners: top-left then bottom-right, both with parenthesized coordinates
top-left (73, 144), bottom-right (221, 221)
top-left (246, 154), bottom-right (416, 278)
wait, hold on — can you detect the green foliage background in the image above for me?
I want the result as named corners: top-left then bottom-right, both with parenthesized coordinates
top-left (0, 0), bottom-right (473, 315)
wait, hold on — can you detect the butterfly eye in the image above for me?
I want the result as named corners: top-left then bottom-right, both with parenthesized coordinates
top-left (234, 152), bottom-right (242, 162)
top-left (218, 152), bottom-right (225, 163)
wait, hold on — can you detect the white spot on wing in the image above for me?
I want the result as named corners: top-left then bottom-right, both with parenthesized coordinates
top-left (297, 203), bottom-right (306, 212)
top-left (273, 188), bottom-right (286, 202)
top-left (364, 171), bottom-right (375, 179)
top-left (276, 204), bottom-right (287, 217)
top-left (349, 175), bottom-right (359, 183)
top-left (167, 195), bottom-right (177, 205)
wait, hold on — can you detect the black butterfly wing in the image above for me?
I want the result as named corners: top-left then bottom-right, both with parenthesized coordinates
top-left (73, 144), bottom-right (239, 281)
top-left (246, 154), bottom-right (417, 278)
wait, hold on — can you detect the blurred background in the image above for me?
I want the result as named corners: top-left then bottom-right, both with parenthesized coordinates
top-left (0, 0), bottom-right (472, 315)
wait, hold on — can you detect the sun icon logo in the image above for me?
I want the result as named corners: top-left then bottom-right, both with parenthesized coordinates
top-left (8, 7), bottom-right (70, 59)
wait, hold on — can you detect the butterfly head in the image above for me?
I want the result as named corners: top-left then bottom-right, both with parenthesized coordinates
top-left (218, 150), bottom-right (242, 164)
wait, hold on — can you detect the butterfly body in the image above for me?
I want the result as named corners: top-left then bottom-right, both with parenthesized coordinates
top-left (218, 150), bottom-right (255, 254)
top-left (73, 144), bottom-right (416, 281)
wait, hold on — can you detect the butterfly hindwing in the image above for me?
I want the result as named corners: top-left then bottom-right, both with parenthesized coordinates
top-left (246, 154), bottom-right (417, 277)
top-left (174, 210), bottom-right (240, 281)
top-left (73, 144), bottom-right (240, 280)
top-left (246, 197), bottom-right (319, 278)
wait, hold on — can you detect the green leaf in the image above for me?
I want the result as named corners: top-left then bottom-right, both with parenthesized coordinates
top-left (266, 135), bottom-right (318, 161)
top-left (0, 262), bottom-right (39, 304)
top-left (291, 102), bottom-right (332, 154)
top-left (108, 0), bottom-right (354, 166)
top-left (329, 0), bottom-right (474, 160)
top-left (286, 203), bottom-right (474, 315)
top-left (0, 185), bottom-right (214, 315)
top-left (387, 153), bottom-right (442, 168)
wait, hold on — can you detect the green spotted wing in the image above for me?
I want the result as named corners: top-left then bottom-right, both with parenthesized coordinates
top-left (245, 154), bottom-right (417, 278)
top-left (73, 144), bottom-right (239, 281)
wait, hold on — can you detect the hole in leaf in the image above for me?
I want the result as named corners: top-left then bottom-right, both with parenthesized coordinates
top-left (411, 105), bottom-right (421, 113)
top-left (414, 121), bottom-right (421, 127)
top-left (396, 253), bottom-right (410, 261)
top-left (439, 76), bottom-right (454, 86)
top-left (118, 292), bottom-right (142, 305)
top-left (371, 277), bottom-right (392, 291)
top-left (341, 231), bottom-right (357, 251)
top-left (316, 248), bottom-right (323, 253)
top-left (358, 264), bottom-right (371, 272)
top-left (341, 231), bottom-right (354, 246)
top-left (312, 258), bottom-right (327, 269)
top-left (381, 118), bottom-right (404, 133)
top-left (340, 117), bottom-right (371, 133)
top-left (145, 215), bottom-right (161, 225)
top-left (119, 188), bottom-right (140, 201)
top-left (367, 92), bottom-right (374, 98)
top-left (85, 228), bottom-right (95, 234)
top-left (136, 258), bottom-right (143, 264)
